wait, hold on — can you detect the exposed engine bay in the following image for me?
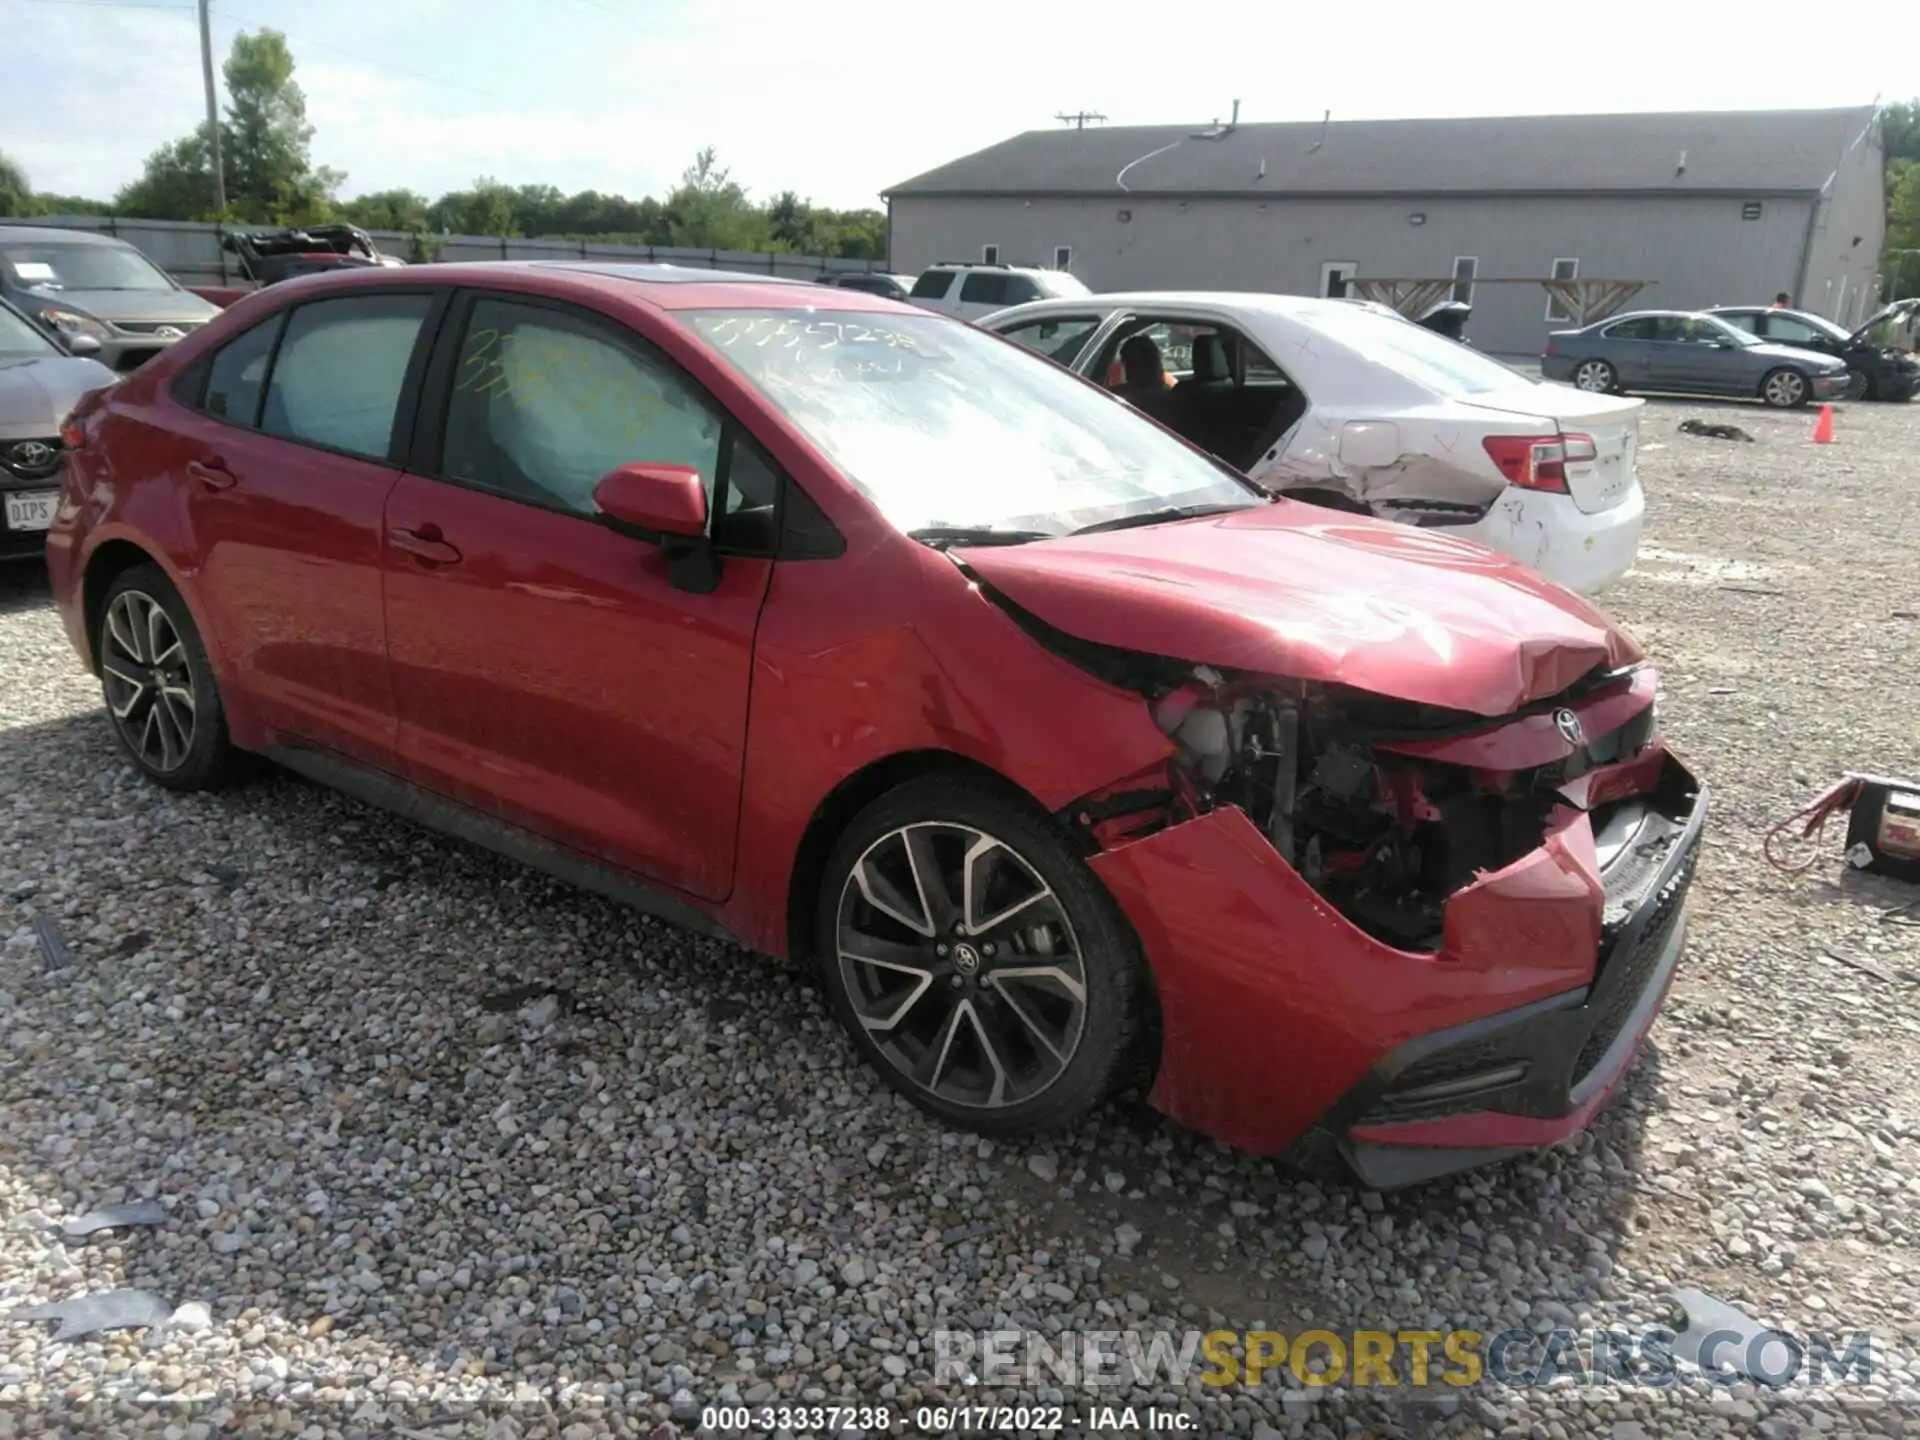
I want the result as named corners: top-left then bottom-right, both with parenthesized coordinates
top-left (1152, 669), bottom-right (1587, 949)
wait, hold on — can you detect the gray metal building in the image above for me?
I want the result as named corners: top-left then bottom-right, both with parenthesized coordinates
top-left (884, 107), bottom-right (1887, 356)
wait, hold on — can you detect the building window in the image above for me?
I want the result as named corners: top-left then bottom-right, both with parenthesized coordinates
top-left (1741, 200), bottom-right (1763, 220)
top-left (981, 244), bottom-right (1000, 264)
top-left (1451, 256), bottom-right (1478, 305)
top-left (1053, 245), bottom-right (1072, 272)
top-left (1319, 261), bottom-right (1357, 299)
top-left (1544, 257), bottom-right (1580, 323)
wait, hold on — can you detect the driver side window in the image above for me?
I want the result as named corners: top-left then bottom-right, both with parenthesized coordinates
top-left (442, 297), bottom-right (723, 520)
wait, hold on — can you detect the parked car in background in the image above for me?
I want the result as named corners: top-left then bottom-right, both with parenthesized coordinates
top-left (1707, 300), bottom-right (1920, 402)
top-left (0, 225), bottom-right (221, 372)
top-left (1, 296), bottom-right (114, 561)
top-left (983, 291), bottom-right (1645, 595)
top-left (191, 223), bottom-right (406, 309)
top-left (815, 272), bottom-right (918, 302)
top-left (908, 262), bottom-right (1091, 320)
top-left (47, 261), bottom-right (1702, 1186)
top-left (1542, 309), bottom-right (1850, 408)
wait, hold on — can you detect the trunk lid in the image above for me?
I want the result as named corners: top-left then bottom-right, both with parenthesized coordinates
top-left (957, 502), bottom-right (1642, 716)
top-left (1467, 384), bottom-right (1642, 516)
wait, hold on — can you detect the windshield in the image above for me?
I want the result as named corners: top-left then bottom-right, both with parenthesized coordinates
top-left (1, 241), bottom-right (176, 293)
top-left (686, 308), bottom-right (1261, 537)
top-left (0, 305), bottom-right (61, 357)
top-left (1302, 303), bottom-right (1529, 396)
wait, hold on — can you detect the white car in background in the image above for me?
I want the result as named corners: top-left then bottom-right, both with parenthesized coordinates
top-left (981, 291), bottom-right (1645, 595)
top-left (908, 262), bottom-right (1092, 321)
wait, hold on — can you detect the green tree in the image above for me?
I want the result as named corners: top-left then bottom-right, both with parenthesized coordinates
top-left (340, 188), bottom-right (430, 229)
top-left (1886, 158), bottom-right (1920, 298)
top-left (220, 30), bottom-right (342, 221)
top-left (663, 147), bottom-right (765, 250)
top-left (0, 152), bottom-right (33, 217)
top-left (115, 128), bottom-right (219, 220)
top-left (451, 176), bottom-right (518, 237)
top-left (1881, 101), bottom-right (1920, 165)
top-left (113, 30), bottom-right (341, 222)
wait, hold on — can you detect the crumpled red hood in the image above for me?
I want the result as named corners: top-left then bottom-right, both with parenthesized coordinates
top-left (959, 504), bottom-right (1643, 716)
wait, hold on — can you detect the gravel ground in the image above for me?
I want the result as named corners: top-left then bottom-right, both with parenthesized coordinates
top-left (2, 395), bottom-right (1918, 1439)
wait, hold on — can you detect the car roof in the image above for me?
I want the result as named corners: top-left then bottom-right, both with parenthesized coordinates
top-left (228, 259), bottom-right (912, 314)
top-left (985, 290), bottom-right (1399, 325)
top-left (0, 224), bottom-right (136, 248)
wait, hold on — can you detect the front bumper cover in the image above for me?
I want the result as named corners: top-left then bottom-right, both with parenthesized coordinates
top-left (1089, 745), bottom-right (1704, 1180)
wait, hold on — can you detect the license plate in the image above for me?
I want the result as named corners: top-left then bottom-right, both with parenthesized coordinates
top-left (4, 490), bottom-right (59, 532)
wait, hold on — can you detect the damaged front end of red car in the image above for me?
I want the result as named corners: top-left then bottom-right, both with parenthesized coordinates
top-left (973, 571), bottom-right (1706, 1188)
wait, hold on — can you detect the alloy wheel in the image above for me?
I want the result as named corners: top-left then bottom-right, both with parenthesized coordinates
top-left (1764, 370), bottom-right (1807, 407)
top-left (835, 822), bottom-right (1088, 1110)
top-left (1574, 361), bottom-right (1612, 392)
top-left (100, 590), bottom-right (197, 773)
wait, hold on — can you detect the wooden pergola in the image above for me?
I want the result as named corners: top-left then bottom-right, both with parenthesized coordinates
top-left (1350, 277), bottom-right (1652, 327)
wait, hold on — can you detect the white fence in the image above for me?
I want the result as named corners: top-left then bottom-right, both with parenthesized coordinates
top-left (1, 215), bottom-right (888, 288)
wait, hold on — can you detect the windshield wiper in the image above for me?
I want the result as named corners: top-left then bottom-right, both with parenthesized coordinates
top-left (906, 525), bottom-right (1053, 550)
top-left (1070, 501), bottom-right (1263, 537)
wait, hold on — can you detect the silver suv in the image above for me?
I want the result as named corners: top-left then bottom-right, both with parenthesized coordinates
top-left (907, 262), bottom-right (1090, 320)
top-left (0, 225), bottom-right (221, 372)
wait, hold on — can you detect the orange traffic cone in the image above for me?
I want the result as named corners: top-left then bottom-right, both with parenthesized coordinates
top-left (1811, 404), bottom-right (1835, 444)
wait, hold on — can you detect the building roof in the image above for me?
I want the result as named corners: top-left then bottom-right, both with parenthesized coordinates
top-left (885, 107), bottom-right (1878, 199)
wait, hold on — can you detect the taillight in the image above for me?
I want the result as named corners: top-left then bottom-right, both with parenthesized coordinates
top-left (1482, 431), bottom-right (1595, 494)
top-left (1544, 337), bottom-right (1560, 356)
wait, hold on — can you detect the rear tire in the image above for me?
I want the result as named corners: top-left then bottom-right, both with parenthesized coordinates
top-left (815, 774), bottom-right (1148, 1137)
top-left (1573, 359), bottom-right (1618, 394)
top-left (1760, 367), bottom-right (1810, 408)
top-left (97, 564), bottom-right (239, 791)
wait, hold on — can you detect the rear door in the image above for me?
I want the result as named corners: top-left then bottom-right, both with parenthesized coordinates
top-left (381, 290), bottom-right (776, 901)
top-left (169, 288), bottom-right (445, 767)
top-left (1596, 316), bottom-right (1661, 384)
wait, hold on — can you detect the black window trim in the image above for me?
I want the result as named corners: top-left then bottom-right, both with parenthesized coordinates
top-left (177, 286), bottom-right (451, 467)
top-left (408, 286), bottom-right (841, 561)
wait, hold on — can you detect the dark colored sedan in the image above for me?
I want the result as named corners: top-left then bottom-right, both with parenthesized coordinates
top-left (46, 261), bottom-right (1704, 1187)
top-left (815, 272), bottom-right (916, 301)
top-left (1707, 302), bottom-right (1920, 402)
top-left (1542, 310), bottom-right (1851, 408)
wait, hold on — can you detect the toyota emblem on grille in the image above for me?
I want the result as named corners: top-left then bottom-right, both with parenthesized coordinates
top-left (1554, 709), bottom-right (1585, 746)
top-left (7, 440), bottom-right (58, 475)
top-left (153, 326), bottom-right (184, 340)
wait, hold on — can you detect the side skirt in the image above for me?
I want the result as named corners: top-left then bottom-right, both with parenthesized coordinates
top-left (265, 743), bottom-right (746, 948)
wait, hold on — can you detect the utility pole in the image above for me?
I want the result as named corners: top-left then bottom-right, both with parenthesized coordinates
top-left (1054, 111), bottom-right (1107, 131)
top-left (198, 0), bottom-right (226, 213)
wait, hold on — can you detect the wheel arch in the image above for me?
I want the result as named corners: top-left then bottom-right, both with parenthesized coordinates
top-left (784, 748), bottom-right (1051, 968)
top-left (81, 538), bottom-right (166, 675)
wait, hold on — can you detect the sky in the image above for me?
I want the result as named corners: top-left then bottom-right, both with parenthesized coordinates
top-left (5, 0), bottom-right (1917, 212)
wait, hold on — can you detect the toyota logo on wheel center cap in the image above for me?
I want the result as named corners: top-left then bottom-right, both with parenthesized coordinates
top-left (950, 942), bottom-right (982, 975)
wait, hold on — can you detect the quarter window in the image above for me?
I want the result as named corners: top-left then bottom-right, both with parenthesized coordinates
top-left (441, 298), bottom-right (722, 521)
top-left (260, 294), bottom-right (433, 461)
top-left (201, 316), bottom-right (283, 427)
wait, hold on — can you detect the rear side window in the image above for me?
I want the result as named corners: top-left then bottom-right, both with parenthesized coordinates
top-left (960, 272), bottom-right (1010, 306)
top-left (909, 270), bottom-right (954, 299)
top-left (1717, 312), bottom-right (1759, 335)
top-left (261, 294), bottom-right (433, 461)
top-left (1000, 275), bottom-right (1042, 304)
top-left (200, 316), bottom-right (283, 427)
top-left (1602, 317), bottom-right (1659, 341)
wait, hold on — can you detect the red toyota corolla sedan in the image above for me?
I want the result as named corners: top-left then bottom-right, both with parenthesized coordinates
top-left (46, 263), bottom-right (1705, 1188)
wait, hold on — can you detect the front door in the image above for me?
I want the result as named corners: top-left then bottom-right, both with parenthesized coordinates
top-left (382, 292), bottom-right (772, 902)
top-left (173, 290), bottom-right (442, 766)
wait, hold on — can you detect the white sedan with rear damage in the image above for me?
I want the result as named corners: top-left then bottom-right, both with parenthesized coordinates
top-left (981, 291), bottom-right (1644, 595)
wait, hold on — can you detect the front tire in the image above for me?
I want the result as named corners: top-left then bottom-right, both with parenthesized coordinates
top-left (1761, 367), bottom-right (1810, 408)
top-left (1573, 358), bottom-right (1618, 394)
top-left (815, 775), bottom-right (1148, 1136)
top-left (97, 564), bottom-right (239, 791)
